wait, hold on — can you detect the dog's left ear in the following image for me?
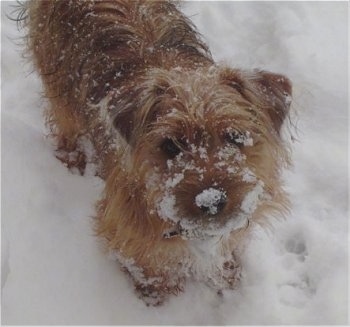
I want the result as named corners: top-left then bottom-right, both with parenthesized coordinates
top-left (251, 70), bottom-right (292, 132)
top-left (221, 68), bottom-right (292, 133)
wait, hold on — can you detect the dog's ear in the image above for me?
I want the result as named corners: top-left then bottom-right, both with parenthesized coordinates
top-left (107, 89), bottom-right (136, 143)
top-left (221, 68), bottom-right (292, 133)
top-left (113, 108), bottom-right (134, 142)
top-left (110, 84), bottom-right (164, 144)
top-left (109, 86), bottom-right (143, 144)
top-left (251, 70), bottom-right (292, 132)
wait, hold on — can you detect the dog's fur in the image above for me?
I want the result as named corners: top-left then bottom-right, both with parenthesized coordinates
top-left (21, 0), bottom-right (292, 305)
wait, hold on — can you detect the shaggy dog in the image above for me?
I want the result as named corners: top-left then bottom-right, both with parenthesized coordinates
top-left (20, 0), bottom-right (292, 305)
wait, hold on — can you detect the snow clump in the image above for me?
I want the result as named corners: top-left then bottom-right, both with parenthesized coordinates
top-left (195, 188), bottom-right (226, 215)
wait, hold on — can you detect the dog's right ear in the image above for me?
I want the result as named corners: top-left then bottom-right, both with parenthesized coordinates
top-left (109, 89), bottom-right (138, 144)
top-left (113, 110), bottom-right (134, 143)
top-left (111, 84), bottom-right (166, 144)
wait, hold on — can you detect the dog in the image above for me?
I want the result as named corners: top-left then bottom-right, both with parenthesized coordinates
top-left (20, 0), bottom-right (292, 305)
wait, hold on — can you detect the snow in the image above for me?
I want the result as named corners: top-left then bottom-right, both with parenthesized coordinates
top-left (195, 187), bottom-right (226, 215)
top-left (227, 130), bottom-right (254, 147)
top-left (240, 180), bottom-right (265, 215)
top-left (158, 192), bottom-right (179, 223)
top-left (1, 1), bottom-right (348, 324)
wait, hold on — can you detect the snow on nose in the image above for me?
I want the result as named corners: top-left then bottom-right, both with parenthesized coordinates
top-left (195, 188), bottom-right (227, 215)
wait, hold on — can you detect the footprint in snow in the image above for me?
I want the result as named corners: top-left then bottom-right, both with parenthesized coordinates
top-left (284, 234), bottom-right (308, 262)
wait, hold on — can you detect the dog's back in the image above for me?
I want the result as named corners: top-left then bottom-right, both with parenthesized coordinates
top-left (24, 0), bottom-right (212, 106)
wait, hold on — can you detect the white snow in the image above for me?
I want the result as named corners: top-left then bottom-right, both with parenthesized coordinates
top-left (195, 187), bottom-right (226, 215)
top-left (241, 167), bottom-right (257, 183)
top-left (240, 181), bottom-right (265, 215)
top-left (227, 130), bottom-right (254, 147)
top-left (1, 1), bottom-right (348, 325)
top-left (158, 193), bottom-right (179, 223)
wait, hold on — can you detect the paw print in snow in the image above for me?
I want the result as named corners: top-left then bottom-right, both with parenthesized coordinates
top-left (284, 235), bottom-right (308, 262)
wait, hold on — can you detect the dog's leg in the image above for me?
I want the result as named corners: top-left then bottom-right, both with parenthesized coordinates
top-left (222, 255), bottom-right (242, 289)
top-left (46, 100), bottom-right (87, 175)
top-left (134, 275), bottom-right (185, 306)
top-left (135, 283), bottom-right (167, 306)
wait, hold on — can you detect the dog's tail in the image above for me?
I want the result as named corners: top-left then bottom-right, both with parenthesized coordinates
top-left (18, 0), bottom-right (213, 107)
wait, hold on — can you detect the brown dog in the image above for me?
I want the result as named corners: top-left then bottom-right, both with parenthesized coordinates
top-left (21, 0), bottom-right (292, 305)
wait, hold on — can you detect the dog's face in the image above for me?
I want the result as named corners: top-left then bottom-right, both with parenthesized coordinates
top-left (110, 66), bottom-right (291, 239)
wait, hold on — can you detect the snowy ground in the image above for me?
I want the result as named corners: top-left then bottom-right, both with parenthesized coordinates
top-left (1, 1), bottom-right (348, 325)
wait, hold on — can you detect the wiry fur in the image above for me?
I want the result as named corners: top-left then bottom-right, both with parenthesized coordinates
top-left (21, 0), bottom-right (292, 305)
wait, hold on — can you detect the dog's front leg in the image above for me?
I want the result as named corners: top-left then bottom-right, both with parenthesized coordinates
top-left (134, 273), bottom-right (185, 306)
top-left (222, 258), bottom-right (242, 289)
top-left (120, 258), bottom-right (184, 306)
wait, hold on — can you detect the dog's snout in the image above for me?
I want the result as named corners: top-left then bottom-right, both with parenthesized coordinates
top-left (195, 188), bottom-right (227, 216)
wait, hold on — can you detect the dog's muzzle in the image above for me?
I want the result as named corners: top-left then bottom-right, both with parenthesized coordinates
top-left (162, 188), bottom-right (229, 240)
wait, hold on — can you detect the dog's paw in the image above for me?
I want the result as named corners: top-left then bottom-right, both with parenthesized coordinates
top-left (134, 278), bottom-right (185, 306)
top-left (135, 284), bottom-right (166, 306)
top-left (222, 259), bottom-right (242, 289)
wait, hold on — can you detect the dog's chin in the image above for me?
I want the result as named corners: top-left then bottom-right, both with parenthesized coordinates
top-left (162, 214), bottom-right (249, 240)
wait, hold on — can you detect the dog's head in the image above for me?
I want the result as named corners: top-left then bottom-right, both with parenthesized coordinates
top-left (107, 66), bottom-right (292, 239)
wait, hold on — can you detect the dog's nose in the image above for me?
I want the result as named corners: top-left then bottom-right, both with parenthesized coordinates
top-left (195, 188), bottom-right (227, 216)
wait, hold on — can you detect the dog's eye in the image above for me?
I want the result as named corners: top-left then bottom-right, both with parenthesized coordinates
top-left (225, 131), bottom-right (246, 147)
top-left (160, 138), bottom-right (182, 158)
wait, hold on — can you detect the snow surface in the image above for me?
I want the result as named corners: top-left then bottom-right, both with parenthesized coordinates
top-left (1, 1), bottom-right (349, 324)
